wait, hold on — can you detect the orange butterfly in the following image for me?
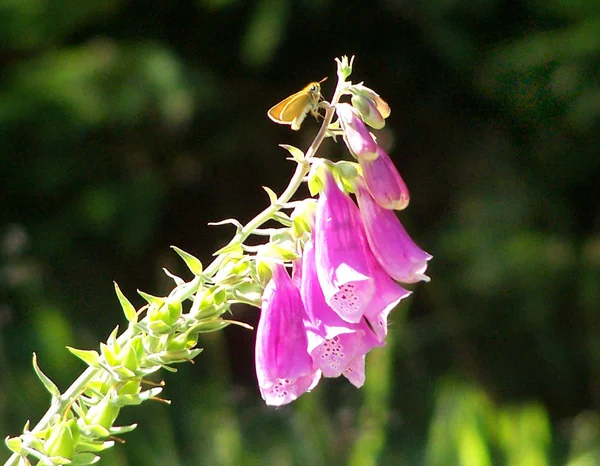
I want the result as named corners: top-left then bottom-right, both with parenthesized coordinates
top-left (267, 78), bottom-right (327, 130)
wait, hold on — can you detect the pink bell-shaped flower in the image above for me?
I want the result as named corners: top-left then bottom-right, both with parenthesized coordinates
top-left (255, 264), bottom-right (321, 406)
top-left (314, 172), bottom-right (375, 323)
top-left (299, 237), bottom-right (381, 387)
top-left (356, 183), bottom-right (432, 284)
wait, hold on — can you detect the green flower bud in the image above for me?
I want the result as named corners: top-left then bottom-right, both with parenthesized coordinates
top-left (120, 341), bottom-right (140, 372)
top-left (351, 94), bottom-right (385, 130)
top-left (86, 395), bottom-right (120, 431)
top-left (167, 332), bottom-right (198, 352)
top-left (45, 419), bottom-right (79, 459)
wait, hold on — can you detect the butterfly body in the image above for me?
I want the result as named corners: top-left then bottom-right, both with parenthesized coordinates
top-left (267, 79), bottom-right (326, 130)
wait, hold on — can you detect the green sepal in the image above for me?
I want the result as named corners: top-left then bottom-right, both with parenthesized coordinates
top-left (137, 291), bottom-right (164, 307)
top-left (163, 267), bottom-right (184, 286)
top-left (70, 452), bottom-right (101, 465)
top-left (279, 144), bottom-right (305, 163)
top-left (334, 161), bottom-right (359, 192)
top-left (77, 419), bottom-right (110, 440)
top-left (135, 365), bottom-right (163, 377)
top-left (213, 241), bottom-right (243, 256)
top-left (32, 353), bottom-right (60, 399)
top-left (272, 211), bottom-right (292, 226)
top-left (45, 456), bottom-right (71, 465)
top-left (307, 163), bottom-right (326, 196)
top-left (192, 319), bottom-right (231, 333)
top-left (109, 424), bottom-right (137, 435)
top-left (114, 283), bottom-right (137, 324)
top-left (293, 216), bottom-right (311, 238)
top-left (212, 287), bottom-right (227, 305)
top-left (100, 343), bottom-right (118, 367)
top-left (106, 326), bottom-right (120, 350)
top-left (120, 343), bottom-right (139, 372)
top-left (117, 380), bottom-right (141, 396)
top-left (146, 319), bottom-right (174, 335)
top-left (74, 438), bottom-right (114, 453)
top-left (166, 299), bottom-right (182, 323)
top-left (115, 387), bottom-right (163, 406)
top-left (156, 348), bottom-right (203, 364)
top-left (112, 366), bottom-right (137, 380)
top-left (67, 347), bottom-right (100, 368)
top-left (5, 436), bottom-right (22, 454)
top-left (171, 246), bottom-right (203, 275)
top-left (160, 365), bottom-right (178, 373)
top-left (85, 396), bottom-right (120, 430)
top-left (230, 282), bottom-right (263, 306)
top-left (167, 332), bottom-right (198, 352)
top-left (256, 258), bottom-right (272, 285)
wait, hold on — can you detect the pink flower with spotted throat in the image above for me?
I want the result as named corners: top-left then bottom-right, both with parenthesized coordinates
top-left (255, 264), bottom-right (321, 406)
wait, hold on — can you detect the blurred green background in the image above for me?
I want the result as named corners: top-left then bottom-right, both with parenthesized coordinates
top-left (1, 0), bottom-right (599, 464)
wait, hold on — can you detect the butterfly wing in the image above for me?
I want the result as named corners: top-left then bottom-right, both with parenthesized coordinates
top-left (268, 91), bottom-right (311, 125)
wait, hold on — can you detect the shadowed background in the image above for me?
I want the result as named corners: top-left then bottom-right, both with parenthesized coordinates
top-left (1, 0), bottom-right (599, 464)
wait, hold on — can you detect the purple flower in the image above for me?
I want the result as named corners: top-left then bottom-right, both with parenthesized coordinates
top-left (358, 146), bottom-right (410, 211)
top-left (314, 172), bottom-right (375, 323)
top-left (363, 251), bottom-right (412, 338)
top-left (336, 103), bottom-right (378, 161)
top-left (300, 237), bottom-right (380, 386)
top-left (356, 183), bottom-right (432, 284)
top-left (255, 264), bottom-right (321, 406)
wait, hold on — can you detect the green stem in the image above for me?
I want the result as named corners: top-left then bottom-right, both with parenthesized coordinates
top-left (4, 75), bottom-right (347, 466)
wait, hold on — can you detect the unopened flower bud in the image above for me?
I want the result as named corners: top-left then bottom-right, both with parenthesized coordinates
top-left (351, 94), bottom-right (385, 129)
top-left (358, 146), bottom-right (410, 210)
top-left (351, 84), bottom-right (390, 119)
top-left (335, 103), bottom-right (378, 161)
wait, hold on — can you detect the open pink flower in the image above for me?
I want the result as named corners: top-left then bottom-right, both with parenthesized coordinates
top-left (315, 172), bottom-right (375, 323)
top-left (356, 183), bottom-right (432, 284)
top-left (336, 103), bottom-right (379, 161)
top-left (300, 237), bottom-right (381, 387)
top-left (358, 146), bottom-right (410, 211)
top-left (255, 264), bottom-right (321, 406)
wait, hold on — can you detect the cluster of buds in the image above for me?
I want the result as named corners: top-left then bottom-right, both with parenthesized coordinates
top-left (4, 249), bottom-right (242, 465)
top-left (255, 57), bottom-right (432, 406)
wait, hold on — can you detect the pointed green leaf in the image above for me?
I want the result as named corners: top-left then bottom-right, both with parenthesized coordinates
top-left (279, 144), bottom-right (305, 163)
top-left (262, 186), bottom-right (278, 204)
top-left (162, 267), bottom-right (185, 286)
top-left (113, 282), bottom-right (137, 324)
top-left (213, 241), bottom-right (244, 256)
top-left (207, 218), bottom-right (243, 231)
top-left (106, 326), bottom-right (120, 348)
top-left (46, 456), bottom-right (71, 465)
top-left (137, 291), bottom-right (164, 307)
top-left (67, 347), bottom-right (100, 367)
top-left (70, 453), bottom-right (101, 465)
top-left (100, 343), bottom-right (118, 367)
top-left (32, 353), bottom-right (60, 398)
top-left (272, 211), bottom-right (291, 226)
top-left (171, 246), bottom-right (203, 275)
top-left (109, 424), bottom-right (138, 435)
